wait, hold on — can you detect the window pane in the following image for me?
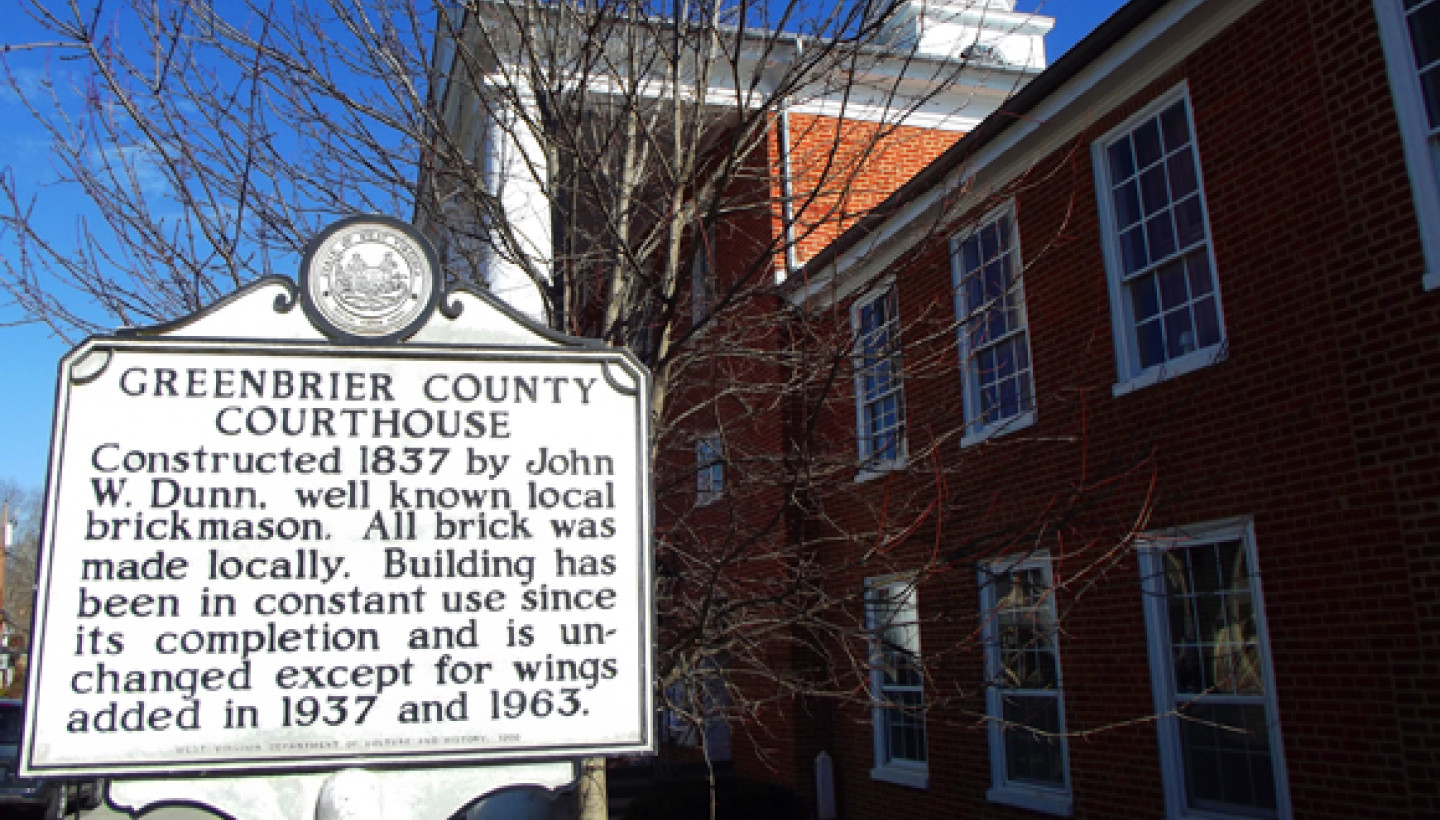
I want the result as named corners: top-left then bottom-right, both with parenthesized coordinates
top-left (1158, 260), bottom-right (1189, 310)
top-left (1140, 165), bottom-right (1170, 216)
top-left (885, 689), bottom-right (927, 763)
top-left (1147, 212), bottom-right (1178, 261)
top-left (980, 222), bottom-right (1000, 260)
top-left (1134, 119), bottom-right (1163, 168)
top-left (1180, 702), bottom-right (1277, 817)
top-left (996, 338), bottom-right (1017, 379)
top-left (1174, 195), bottom-right (1207, 249)
top-left (1131, 275), bottom-right (1160, 321)
top-left (1194, 296), bottom-right (1222, 349)
top-left (978, 347), bottom-right (996, 383)
top-left (1408, 2), bottom-right (1440, 70)
top-left (984, 260), bottom-right (1005, 301)
top-left (1164, 307), bottom-right (1196, 358)
top-left (1186, 252), bottom-right (1214, 297)
top-left (1420, 65), bottom-right (1440, 129)
top-left (1160, 100), bottom-right (1191, 152)
top-left (1136, 318), bottom-right (1165, 369)
top-left (999, 378), bottom-right (1019, 418)
top-left (1108, 135), bottom-right (1135, 181)
top-left (1114, 180), bottom-right (1142, 228)
top-left (963, 236), bottom-right (982, 271)
top-left (1168, 150), bottom-right (1198, 199)
top-left (1003, 695), bottom-right (1065, 787)
top-left (1121, 226), bottom-right (1149, 274)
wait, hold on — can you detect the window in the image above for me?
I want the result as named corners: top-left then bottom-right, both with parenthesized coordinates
top-left (663, 665), bottom-right (732, 759)
top-left (852, 283), bottom-right (906, 471)
top-left (1094, 86), bottom-right (1225, 393)
top-left (952, 205), bottom-right (1036, 443)
top-left (1375, 0), bottom-right (1440, 289)
top-left (865, 577), bottom-right (927, 788)
top-left (979, 556), bottom-right (1071, 816)
top-left (1138, 520), bottom-right (1290, 820)
top-left (691, 226), bottom-right (717, 326)
top-left (695, 436), bottom-right (723, 505)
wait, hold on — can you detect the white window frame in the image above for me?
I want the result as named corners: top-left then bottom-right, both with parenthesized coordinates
top-left (695, 435), bottom-right (723, 506)
top-left (1137, 518), bottom-right (1292, 820)
top-left (978, 554), bottom-right (1072, 817)
top-left (865, 575), bottom-right (928, 789)
top-left (851, 280), bottom-right (908, 477)
top-left (1092, 83), bottom-right (1228, 396)
top-left (1374, 0), bottom-right (1440, 290)
top-left (951, 202), bottom-right (1037, 446)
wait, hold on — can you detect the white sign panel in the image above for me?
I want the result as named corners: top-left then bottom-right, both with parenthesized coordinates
top-left (24, 338), bottom-right (653, 776)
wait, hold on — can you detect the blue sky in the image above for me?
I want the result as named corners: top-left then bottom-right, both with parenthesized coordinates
top-left (0, 0), bottom-right (1128, 489)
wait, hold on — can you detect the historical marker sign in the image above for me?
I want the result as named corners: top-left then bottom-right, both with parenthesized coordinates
top-left (22, 219), bottom-right (654, 778)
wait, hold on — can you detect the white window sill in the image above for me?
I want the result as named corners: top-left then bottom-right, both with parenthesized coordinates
top-left (1112, 344), bottom-right (1227, 398)
top-left (960, 410), bottom-right (1036, 448)
top-left (695, 492), bottom-right (722, 507)
top-left (855, 456), bottom-right (908, 483)
top-left (987, 785), bottom-right (1072, 817)
top-left (870, 764), bottom-right (928, 789)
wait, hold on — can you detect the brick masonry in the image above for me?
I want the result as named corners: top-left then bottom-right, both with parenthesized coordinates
top-left (704, 0), bottom-right (1440, 818)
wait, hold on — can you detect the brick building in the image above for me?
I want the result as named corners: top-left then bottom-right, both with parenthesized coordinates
top-left (434, 0), bottom-right (1440, 816)
top-left (755, 0), bottom-right (1440, 818)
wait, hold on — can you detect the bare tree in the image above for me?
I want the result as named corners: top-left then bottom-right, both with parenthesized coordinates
top-left (0, 481), bottom-right (41, 699)
top-left (0, 0), bottom-right (1164, 815)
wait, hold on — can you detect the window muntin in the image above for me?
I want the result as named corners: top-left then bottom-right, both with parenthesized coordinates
top-left (853, 284), bottom-right (906, 468)
top-left (953, 207), bottom-right (1035, 441)
top-left (1376, 0), bottom-right (1440, 288)
top-left (866, 579), bottom-right (927, 785)
top-left (980, 558), bottom-right (1070, 812)
top-left (1140, 522), bottom-right (1289, 820)
top-left (1096, 88), bottom-right (1225, 385)
top-left (695, 436), bottom-right (723, 505)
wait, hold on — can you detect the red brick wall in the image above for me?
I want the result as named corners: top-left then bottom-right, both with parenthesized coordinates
top-left (752, 0), bottom-right (1440, 817)
top-left (775, 115), bottom-right (962, 268)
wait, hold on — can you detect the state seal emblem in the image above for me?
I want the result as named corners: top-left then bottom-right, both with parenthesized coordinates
top-left (299, 216), bottom-right (441, 344)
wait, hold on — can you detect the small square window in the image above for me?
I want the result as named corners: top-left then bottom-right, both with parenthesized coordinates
top-left (695, 436), bottom-right (723, 505)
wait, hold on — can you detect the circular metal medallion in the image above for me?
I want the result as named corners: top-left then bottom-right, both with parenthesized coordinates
top-left (300, 217), bottom-right (440, 344)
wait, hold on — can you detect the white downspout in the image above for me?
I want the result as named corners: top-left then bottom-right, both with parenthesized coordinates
top-left (776, 37), bottom-right (804, 283)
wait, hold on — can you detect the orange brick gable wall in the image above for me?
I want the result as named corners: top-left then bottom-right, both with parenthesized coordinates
top-left (741, 0), bottom-right (1440, 818)
top-left (771, 115), bottom-right (962, 271)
